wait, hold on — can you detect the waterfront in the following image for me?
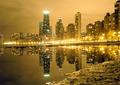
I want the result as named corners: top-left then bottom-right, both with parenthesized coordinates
top-left (1, 0), bottom-right (120, 85)
top-left (0, 45), bottom-right (120, 85)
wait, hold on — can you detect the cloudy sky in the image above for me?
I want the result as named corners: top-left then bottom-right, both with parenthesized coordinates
top-left (0, 0), bottom-right (115, 39)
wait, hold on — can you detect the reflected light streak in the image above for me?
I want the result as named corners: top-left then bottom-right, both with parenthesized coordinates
top-left (61, 46), bottom-right (81, 49)
top-left (3, 42), bottom-right (16, 45)
top-left (44, 74), bottom-right (50, 77)
top-left (3, 39), bottom-right (110, 46)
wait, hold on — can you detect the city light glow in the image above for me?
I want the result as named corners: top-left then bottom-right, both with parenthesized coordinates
top-left (3, 42), bottom-right (16, 45)
top-left (2, 39), bottom-right (113, 47)
top-left (44, 74), bottom-right (50, 77)
top-left (43, 10), bottom-right (50, 14)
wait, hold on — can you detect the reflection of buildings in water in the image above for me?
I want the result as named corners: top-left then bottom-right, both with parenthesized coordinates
top-left (0, 47), bottom-right (4, 55)
top-left (66, 49), bottom-right (76, 64)
top-left (10, 47), bottom-right (39, 56)
top-left (56, 48), bottom-right (65, 69)
top-left (64, 48), bottom-right (87, 71)
top-left (25, 47), bottom-right (39, 55)
top-left (11, 47), bottom-right (24, 56)
top-left (86, 47), bottom-right (111, 64)
top-left (75, 49), bottom-right (87, 71)
top-left (39, 49), bottom-right (52, 77)
top-left (43, 53), bottom-right (50, 77)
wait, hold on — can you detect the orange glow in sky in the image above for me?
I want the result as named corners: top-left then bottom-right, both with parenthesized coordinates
top-left (0, 0), bottom-right (115, 38)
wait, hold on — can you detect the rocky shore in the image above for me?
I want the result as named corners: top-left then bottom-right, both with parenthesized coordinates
top-left (48, 61), bottom-right (120, 85)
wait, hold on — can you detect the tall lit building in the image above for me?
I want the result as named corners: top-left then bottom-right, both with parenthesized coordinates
top-left (115, 0), bottom-right (120, 30)
top-left (86, 23), bottom-right (95, 36)
top-left (67, 23), bottom-right (75, 39)
top-left (75, 12), bottom-right (81, 39)
top-left (39, 10), bottom-right (52, 41)
top-left (43, 10), bottom-right (51, 35)
top-left (109, 13), bottom-right (116, 31)
top-left (55, 18), bottom-right (64, 40)
top-left (104, 13), bottom-right (110, 33)
top-left (94, 21), bottom-right (104, 36)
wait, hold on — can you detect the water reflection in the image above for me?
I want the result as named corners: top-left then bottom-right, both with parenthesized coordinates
top-left (0, 45), bottom-right (120, 85)
top-left (39, 48), bottom-right (52, 77)
top-left (0, 47), bottom-right (4, 55)
top-left (10, 47), bottom-right (40, 56)
top-left (56, 48), bottom-right (64, 69)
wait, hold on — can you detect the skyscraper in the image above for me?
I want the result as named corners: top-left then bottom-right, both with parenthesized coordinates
top-left (75, 12), bottom-right (81, 39)
top-left (55, 18), bottom-right (64, 40)
top-left (109, 13), bottom-right (116, 31)
top-left (104, 13), bottom-right (110, 33)
top-left (86, 23), bottom-right (95, 36)
top-left (39, 10), bottom-right (52, 41)
top-left (94, 21), bottom-right (104, 35)
top-left (67, 23), bottom-right (75, 39)
top-left (115, 0), bottom-right (120, 30)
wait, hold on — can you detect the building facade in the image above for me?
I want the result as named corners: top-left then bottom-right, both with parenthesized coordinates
top-left (75, 12), bottom-right (81, 39)
top-left (104, 13), bottom-right (111, 33)
top-left (86, 23), bottom-right (95, 36)
top-left (94, 21), bottom-right (104, 38)
top-left (55, 18), bottom-right (64, 40)
top-left (39, 10), bottom-right (52, 41)
top-left (67, 23), bottom-right (75, 39)
top-left (115, 0), bottom-right (120, 30)
top-left (109, 13), bottom-right (116, 31)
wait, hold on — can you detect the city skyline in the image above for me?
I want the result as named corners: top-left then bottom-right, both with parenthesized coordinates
top-left (0, 0), bottom-right (115, 39)
top-left (1, 1), bottom-right (120, 85)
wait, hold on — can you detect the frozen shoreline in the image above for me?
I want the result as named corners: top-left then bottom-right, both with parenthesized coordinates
top-left (48, 61), bottom-right (120, 85)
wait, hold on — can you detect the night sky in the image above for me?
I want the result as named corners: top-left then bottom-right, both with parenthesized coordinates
top-left (0, 0), bottom-right (115, 39)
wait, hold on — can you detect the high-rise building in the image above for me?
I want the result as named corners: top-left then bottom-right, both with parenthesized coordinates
top-left (43, 10), bottom-right (51, 35)
top-left (67, 23), bottom-right (75, 39)
top-left (75, 12), bottom-right (81, 39)
top-left (39, 10), bottom-right (52, 41)
top-left (115, 0), bottom-right (120, 30)
top-left (94, 21), bottom-right (104, 35)
top-left (104, 13), bottom-right (110, 33)
top-left (109, 13), bottom-right (116, 31)
top-left (55, 18), bottom-right (64, 40)
top-left (86, 23), bottom-right (95, 36)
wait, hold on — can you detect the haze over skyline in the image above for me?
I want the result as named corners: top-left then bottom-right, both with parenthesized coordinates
top-left (0, 0), bottom-right (115, 39)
